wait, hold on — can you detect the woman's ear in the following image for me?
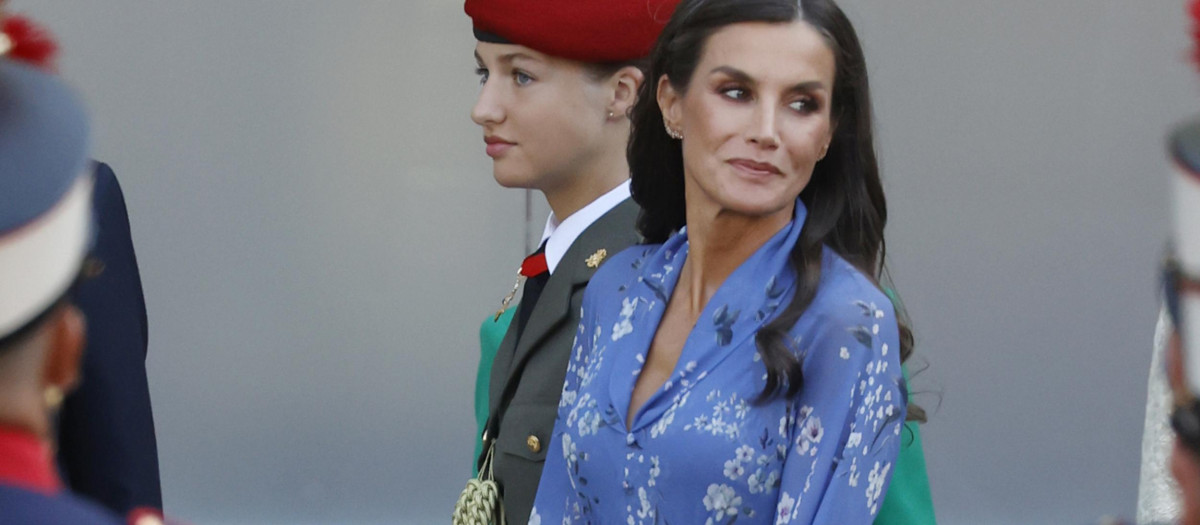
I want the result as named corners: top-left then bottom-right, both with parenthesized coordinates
top-left (42, 304), bottom-right (84, 395)
top-left (656, 75), bottom-right (682, 131)
top-left (609, 65), bottom-right (645, 119)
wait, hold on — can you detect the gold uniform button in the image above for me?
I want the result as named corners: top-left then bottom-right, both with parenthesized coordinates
top-left (526, 435), bottom-right (542, 453)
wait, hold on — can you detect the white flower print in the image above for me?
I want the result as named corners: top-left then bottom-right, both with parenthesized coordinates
top-left (637, 487), bottom-right (653, 519)
top-left (765, 470), bottom-right (779, 490)
top-left (649, 390), bottom-right (689, 439)
top-left (724, 459), bottom-right (745, 480)
top-left (797, 416), bottom-right (824, 455)
top-left (735, 445), bottom-right (755, 463)
top-left (648, 456), bottom-right (661, 486)
top-left (702, 484), bottom-right (742, 516)
top-left (775, 492), bottom-right (796, 524)
top-left (866, 461), bottom-right (892, 513)
top-left (577, 410), bottom-right (602, 436)
top-left (848, 457), bottom-right (859, 487)
top-left (612, 297), bottom-right (637, 341)
top-left (748, 469), bottom-right (765, 494)
top-left (529, 507), bottom-right (541, 525)
top-left (840, 346), bottom-right (850, 360)
top-left (612, 320), bottom-right (633, 341)
top-left (735, 398), bottom-right (750, 419)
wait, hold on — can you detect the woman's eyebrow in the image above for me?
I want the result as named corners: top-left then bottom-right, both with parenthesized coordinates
top-left (473, 51), bottom-right (540, 66)
top-left (786, 81), bottom-right (827, 94)
top-left (709, 65), bottom-right (753, 84)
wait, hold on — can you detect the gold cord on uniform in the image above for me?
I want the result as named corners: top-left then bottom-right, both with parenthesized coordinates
top-left (452, 444), bottom-right (505, 525)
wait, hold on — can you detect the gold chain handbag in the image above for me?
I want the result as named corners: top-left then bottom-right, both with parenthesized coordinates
top-left (452, 441), bottom-right (505, 525)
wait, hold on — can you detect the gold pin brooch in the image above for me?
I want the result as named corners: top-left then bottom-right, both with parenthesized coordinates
top-left (586, 249), bottom-right (607, 268)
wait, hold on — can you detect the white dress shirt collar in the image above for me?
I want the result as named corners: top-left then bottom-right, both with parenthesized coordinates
top-left (540, 180), bottom-right (631, 275)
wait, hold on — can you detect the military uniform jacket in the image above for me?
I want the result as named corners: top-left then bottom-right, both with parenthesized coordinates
top-left (57, 163), bottom-right (161, 514)
top-left (482, 198), bottom-right (640, 525)
top-left (0, 428), bottom-right (123, 525)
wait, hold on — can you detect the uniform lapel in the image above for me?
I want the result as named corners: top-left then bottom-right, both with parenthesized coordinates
top-left (490, 199), bottom-right (640, 411)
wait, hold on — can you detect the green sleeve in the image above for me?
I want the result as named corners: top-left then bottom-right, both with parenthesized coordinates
top-left (473, 308), bottom-right (516, 475)
top-left (874, 362), bottom-right (936, 525)
top-left (873, 420), bottom-right (936, 525)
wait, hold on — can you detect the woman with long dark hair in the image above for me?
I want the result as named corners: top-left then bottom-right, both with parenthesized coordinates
top-left (529, 1), bottom-right (920, 522)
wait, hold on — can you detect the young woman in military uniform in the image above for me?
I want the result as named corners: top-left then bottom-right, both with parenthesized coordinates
top-left (462, 2), bottom-right (668, 523)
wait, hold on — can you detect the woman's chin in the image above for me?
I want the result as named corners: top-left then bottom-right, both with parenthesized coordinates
top-left (712, 193), bottom-right (796, 219)
top-left (492, 168), bottom-right (536, 190)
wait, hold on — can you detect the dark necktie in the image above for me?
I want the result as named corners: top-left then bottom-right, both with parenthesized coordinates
top-left (513, 244), bottom-right (549, 346)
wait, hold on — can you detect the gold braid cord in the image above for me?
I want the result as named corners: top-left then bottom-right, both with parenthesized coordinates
top-left (452, 444), bottom-right (505, 525)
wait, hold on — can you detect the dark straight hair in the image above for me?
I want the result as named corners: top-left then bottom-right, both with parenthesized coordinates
top-left (627, 0), bottom-right (923, 422)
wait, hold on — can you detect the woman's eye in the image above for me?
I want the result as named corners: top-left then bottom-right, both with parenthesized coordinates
top-left (475, 67), bottom-right (489, 85)
top-left (514, 71), bottom-right (534, 86)
top-left (720, 87), bottom-right (749, 101)
top-left (789, 98), bottom-right (819, 114)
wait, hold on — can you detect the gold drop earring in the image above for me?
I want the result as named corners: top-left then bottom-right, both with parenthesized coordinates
top-left (44, 386), bottom-right (64, 410)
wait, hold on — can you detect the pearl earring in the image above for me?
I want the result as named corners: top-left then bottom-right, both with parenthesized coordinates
top-left (664, 121), bottom-right (682, 140)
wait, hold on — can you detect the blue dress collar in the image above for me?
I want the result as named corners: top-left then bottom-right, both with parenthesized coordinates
top-left (615, 199), bottom-right (809, 433)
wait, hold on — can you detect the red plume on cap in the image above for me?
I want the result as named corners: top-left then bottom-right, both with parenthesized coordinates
top-left (1192, 0), bottom-right (1200, 69)
top-left (1, 15), bottom-right (59, 72)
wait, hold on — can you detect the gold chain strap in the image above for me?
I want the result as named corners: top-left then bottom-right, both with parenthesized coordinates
top-left (452, 443), bottom-right (505, 525)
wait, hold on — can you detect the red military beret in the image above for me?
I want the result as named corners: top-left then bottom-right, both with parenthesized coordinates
top-left (465, 0), bottom-right (681, 63)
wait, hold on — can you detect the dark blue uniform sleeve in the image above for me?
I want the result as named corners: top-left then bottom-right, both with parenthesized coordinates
top-left (0, 486), bottom-right (125, 525)
top-left (56, 162), bottom-right (162, 514)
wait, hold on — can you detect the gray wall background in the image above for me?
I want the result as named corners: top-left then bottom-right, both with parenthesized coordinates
top-left (13, 1), bottom-right (1196, 523)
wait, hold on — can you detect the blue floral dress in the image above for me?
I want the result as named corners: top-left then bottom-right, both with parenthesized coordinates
top-left (528, 201), bottom-right (907, 525)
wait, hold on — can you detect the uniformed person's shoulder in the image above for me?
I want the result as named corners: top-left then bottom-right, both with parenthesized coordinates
top-left (0, 485), bottom-right (124, 524)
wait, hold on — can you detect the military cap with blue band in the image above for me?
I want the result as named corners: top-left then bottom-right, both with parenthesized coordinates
top-left (0, 58), bottom-right (93, 340)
